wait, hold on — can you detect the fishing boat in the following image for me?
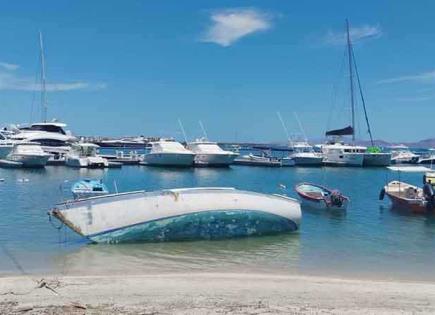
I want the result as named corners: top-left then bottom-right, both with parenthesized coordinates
top-left (143, 140), bottom-right (195, 167)
top-left (187, 138), bottom-right (238, 167)
top-left (65, 143), bottom-right (109, 168)
top-left (295, 183), bottom-right (349, 210)
top-left (380, 180), bottom-right (435, 213)
top-left (50, 187), bottom-right (301, 243)
top-left (234, 152), bottom-right (282, 167)
top-left (71, 179), bottom-right (109, 200)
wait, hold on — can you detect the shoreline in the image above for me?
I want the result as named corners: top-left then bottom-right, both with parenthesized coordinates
top-left (1, 272), bottom-right (435, 314)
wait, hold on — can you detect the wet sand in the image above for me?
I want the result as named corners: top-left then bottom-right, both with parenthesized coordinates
top-left (1, 272), bottom-right (435, 314)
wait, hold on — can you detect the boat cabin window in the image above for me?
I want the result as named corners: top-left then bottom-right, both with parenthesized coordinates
top-left (32, 139), bottom-right (67, 147)
top-left (28, 124), bottom-right (66, 135)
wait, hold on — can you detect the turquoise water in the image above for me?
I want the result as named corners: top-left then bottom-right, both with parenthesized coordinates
top-left (1, 163), bottom-right (435, 281)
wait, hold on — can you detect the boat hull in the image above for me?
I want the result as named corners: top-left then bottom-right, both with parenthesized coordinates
top-left (144, 153), bottom-right (194, 167)
top-left (384, 181), bottom-right (430, 214)
top-left (51, 188), bottom-right (301, 243)
top-left (295, 183), bottom-right (349, 211)
top-left (323, 153), bottom-right (364, 166)
top-left (291, 155), bottom-right (323, 166)
top-left (363, 153), bottom-right (391, 167)
top-left (194, 153), bottom-right (237, 167)
top-left (8, 154), bottom-right (49, 167)
top-left (65, 157), bottom-right (108, 168)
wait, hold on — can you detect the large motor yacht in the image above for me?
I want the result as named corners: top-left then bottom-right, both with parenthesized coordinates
top-left (10, 122), bottom-right (76, 156)
top-left (187, 138), bottom-right (238, 167)
top-left (144, 140), bottom-right (195, 167)
top-left (288, 142), bottom-right (323, 166)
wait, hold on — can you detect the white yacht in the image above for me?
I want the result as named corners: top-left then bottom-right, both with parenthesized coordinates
top-left (65, 143), bottom-right (109, 168)
top-left (10, 122), bottom-right (76, 156)
top-left (6, 142), bottom-right (50, 167)
top-left (321, 134), bottom-right (366, 167)
top-left (288, 142), bottom-right (323, 166)
top-left (418, 149), bottom-right (435, 165)
top-left (143, 140), bottom-right (195, 167)
top-left (390, 146), bottom-right (419, 164)
top-left (187, 138), bottom-right (238, 167)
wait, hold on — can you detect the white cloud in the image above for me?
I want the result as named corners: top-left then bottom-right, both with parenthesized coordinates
top-left (0, 62), bottom-right (19, 71)
top-left (201, 8), bottom-right (272, 47)
top-left (324, 24), bottom-right (382, 45)
top-left (378, 70), bottom-right (435, 84)
top-left (0, 70), bottom-right (106, 92)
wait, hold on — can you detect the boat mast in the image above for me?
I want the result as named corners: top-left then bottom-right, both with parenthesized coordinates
top-left (346, 19), bottom-right (355, 142)
top-left (39, 31), bottom-right (47, 123)
top-left (351, 47), bottom-right (374, 146)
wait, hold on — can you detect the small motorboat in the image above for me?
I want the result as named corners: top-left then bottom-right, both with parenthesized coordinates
top-left (50, 187), bottom-right (301, 243)
top-left (295, 183), bottom-right (349, 210)
top-left (71, 179), bottom-right (109, 200)
top-left (234, 152), bottom-right (282, 167)
top-left (379, 180), bottom-right (435, 214)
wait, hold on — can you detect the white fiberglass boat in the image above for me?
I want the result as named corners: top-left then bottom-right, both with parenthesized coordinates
top-left (390, 146), bottom-right (419, 164)
top-left (6, 142), bottom-right (50, 167)
top-left (50, 187), bottom-right (301, 243)
top-left (289, 142), bottom-right (323, 166)
top-left (65, 143), bottom-right (109, 168)
top-left (418, 149), bottom-right (435, 165)
top-left (187, 138), bottom-right (238, 167)
top-left (143, 140), bottom-right (195, 167)
top-left (321, 138), bottom-right (366, 167)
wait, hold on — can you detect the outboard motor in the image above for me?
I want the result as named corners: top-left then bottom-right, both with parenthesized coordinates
top-left (423, 183), bottom-right (435, 211)
top-left (330, 191), bottom-right (344, 207)
top-left (379, 188), bottom-right (386, 200)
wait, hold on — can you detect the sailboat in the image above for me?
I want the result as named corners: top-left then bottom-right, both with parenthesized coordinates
top-left (322, 20), bottom-right (390, 167)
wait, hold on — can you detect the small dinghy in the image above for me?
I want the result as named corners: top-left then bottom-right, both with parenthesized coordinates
top-left (50, 187), bottom-right (301, 243)
top-left (71, 179), bottom-right (109, 200)
top-left (295, 183), bottom-right (349, 210)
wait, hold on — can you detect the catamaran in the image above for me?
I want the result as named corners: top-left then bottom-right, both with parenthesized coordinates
top-left (322, 20), bottom-right (390, 167)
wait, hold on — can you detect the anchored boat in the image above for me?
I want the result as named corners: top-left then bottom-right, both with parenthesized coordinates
top-left (50, 187), bottom-right (301, 243)
top-left (71, 179), bottom-right (109, 200)
top-left (295, 183), bottom-right (349, 210)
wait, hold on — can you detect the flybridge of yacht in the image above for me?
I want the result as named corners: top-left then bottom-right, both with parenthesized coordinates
top-left (19, 122), bottom-right (68, 135)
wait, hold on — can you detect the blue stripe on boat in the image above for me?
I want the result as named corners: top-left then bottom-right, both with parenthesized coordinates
top-left (88, 210), bottom-right (298, 244)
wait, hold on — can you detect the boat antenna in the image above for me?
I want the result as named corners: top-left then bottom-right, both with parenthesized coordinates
top-left (276, 111), bottom-right (293, 147)
top-left (177, 118), bottom-right (188, 143)
top-left (294, 112), bottom-right (308, 143)
top-left (351, 46), bottom-right (374, 146)
top-left (39, 31), bottom-right (47, 123)
top-left (199, 120), bottom-right (208, 140)
top-left (346, 19), bottom-right (356, 142)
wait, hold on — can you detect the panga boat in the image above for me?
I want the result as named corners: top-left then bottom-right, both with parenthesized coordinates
top-left (295, 183), bottom-right (349, 210)
top-left (71, 179), bottom-right (109, 200)
top-left (50, 187), bottom-right (301, 243)
top-left (380, 177), bottom-right (435, 213)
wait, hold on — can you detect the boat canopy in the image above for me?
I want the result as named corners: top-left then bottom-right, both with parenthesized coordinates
top-left (325, 126), bottom-right (354, 136)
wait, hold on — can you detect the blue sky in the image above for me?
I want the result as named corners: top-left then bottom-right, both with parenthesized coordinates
top-left (0, 0), bottom-right (434, 142)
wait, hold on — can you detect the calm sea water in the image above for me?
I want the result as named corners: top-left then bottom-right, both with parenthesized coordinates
top-left (1, 158), bottom-right (434, 281)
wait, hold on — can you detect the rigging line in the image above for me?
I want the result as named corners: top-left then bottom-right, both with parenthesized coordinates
top-left (351, 45), bottom-right (374, 146)
top-left (276, 111), bottom-right (292, 146)
top-left (327, 42), bottom-right (347, 135)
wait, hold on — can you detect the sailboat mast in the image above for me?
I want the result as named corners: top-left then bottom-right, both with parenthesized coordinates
top-left (39, 31), bottom-right (47, 123)
top-left (346, 19), bottom-right (355, 142)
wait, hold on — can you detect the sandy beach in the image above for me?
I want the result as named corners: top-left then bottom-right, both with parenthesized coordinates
top-left (1, 272), bottom-right (435, 314)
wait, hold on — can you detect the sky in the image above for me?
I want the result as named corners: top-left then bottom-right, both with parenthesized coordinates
top-left (0, 0), bottom-right (434, 142)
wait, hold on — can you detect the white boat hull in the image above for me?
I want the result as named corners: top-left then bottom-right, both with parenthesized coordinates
top-left (291, 154), bottom-right (323, 166)
top-left (65, 156), bottom-right (109, 168)
top-left (323, 153), bottom-right (364, 166)
top-left (51, 187), bottom-right (301, 243)
top-left (194, 153), bottom-right (237, 166)
top-left (8, 154), bottom-right (49, 167)
top-left (144, 152), bottom-right (195, 166)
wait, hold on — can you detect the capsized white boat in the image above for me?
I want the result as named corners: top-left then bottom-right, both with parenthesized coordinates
top-left (50, 187), bottom-right (301, 243)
